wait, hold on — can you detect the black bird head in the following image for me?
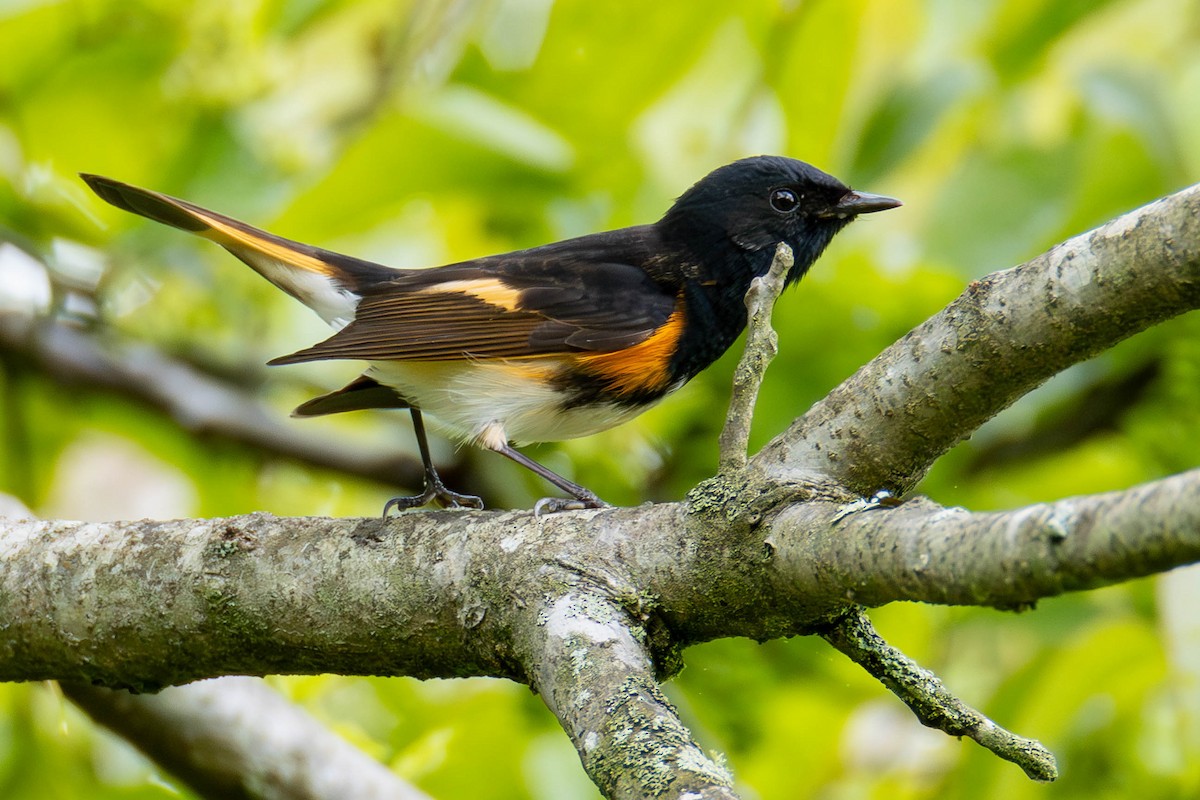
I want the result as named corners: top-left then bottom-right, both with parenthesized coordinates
top-left (659, 155), bottom-right (900, 285)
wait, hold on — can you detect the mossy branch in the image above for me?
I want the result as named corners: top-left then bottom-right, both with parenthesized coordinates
top-left (820, 608), bottom-right (1057, 781)
top-left (523, 591), bottom-right (735, 799)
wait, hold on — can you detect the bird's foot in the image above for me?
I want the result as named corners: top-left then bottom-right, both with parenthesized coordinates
top-left (532, 493), bottom-right (610, 517)
top-left (383, 475), bottom-right (484, 516)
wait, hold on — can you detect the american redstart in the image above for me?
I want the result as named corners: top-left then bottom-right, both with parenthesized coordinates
top-left (82, 157), bottom-right (899, 513)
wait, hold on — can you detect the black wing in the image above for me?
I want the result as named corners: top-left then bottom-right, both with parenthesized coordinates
top-left (270, 227), bottom-right (681, 364)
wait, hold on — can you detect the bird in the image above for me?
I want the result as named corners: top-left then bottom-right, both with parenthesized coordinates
top-left (81, 157), bottom-right (899, 513)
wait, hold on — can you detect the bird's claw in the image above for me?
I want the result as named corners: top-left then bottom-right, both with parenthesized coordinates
top-left (533, 495), bottom-right (609, 517)
top-left (382, 476), bottom-right (484, 517)
top-left (435, 490), bottom-right (485, 510)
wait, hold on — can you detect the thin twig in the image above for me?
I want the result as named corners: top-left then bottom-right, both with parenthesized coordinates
top-left (820, 607), bottom-right (1058, 782)
top-left (718, 242), bottom-right (793, 472)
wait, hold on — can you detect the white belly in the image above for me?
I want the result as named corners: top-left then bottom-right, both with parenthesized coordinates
top-left (368, 360), bottom-right (658, 448)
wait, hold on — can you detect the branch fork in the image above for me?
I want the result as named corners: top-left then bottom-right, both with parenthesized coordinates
top-left (713, 242), bottom-right (1058, 781)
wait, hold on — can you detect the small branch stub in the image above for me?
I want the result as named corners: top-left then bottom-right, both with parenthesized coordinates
top-left (718, 242), bottom-right (794, 473)
top-left (821, 607), bottom-right (1058, 782)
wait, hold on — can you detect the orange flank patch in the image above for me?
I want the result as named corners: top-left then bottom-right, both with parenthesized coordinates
top-left (421, 278), bottom-right (523, 311)
top-left (200, 215), bottom-right (336, 276)
top-left (577, 308), bottom-right (685, 395)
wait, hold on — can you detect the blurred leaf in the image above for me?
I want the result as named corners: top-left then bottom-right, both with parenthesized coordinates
top-left (924, 142), bottom-right (1077, 274)
top-left (986, 0), bottom-right (1124, 82)
top-left (413, 85), bottom-right (574, 173)
top-left (851, 70), bottom-right (981, 184)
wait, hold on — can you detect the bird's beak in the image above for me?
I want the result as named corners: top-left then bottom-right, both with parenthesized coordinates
top-left (819, 190), bottom-right (902, 219)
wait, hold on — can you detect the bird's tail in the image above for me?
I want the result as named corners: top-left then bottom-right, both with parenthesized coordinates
top-left (81, 174), bottom-right (401, 327)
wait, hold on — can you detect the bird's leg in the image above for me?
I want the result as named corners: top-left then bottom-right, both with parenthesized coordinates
top-left (383, 409), bottom-right (484, 515)
top-left (494, 444), bottom-right (609, 516)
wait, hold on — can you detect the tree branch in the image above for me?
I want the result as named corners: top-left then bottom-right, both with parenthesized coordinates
top-left (9, 465), bottom-right (1195, 796)
top-left (768, 467), bottom-right (1200, 609)
top-left (752, 183), bottom-right (1200, 496)
top-left (5, 465), bottom-right (1198, 687)
top-left (64, 677), bottom-right (430, 800)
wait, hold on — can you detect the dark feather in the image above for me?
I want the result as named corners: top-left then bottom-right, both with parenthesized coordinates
top-left (292, 375), bottom-right (411, 416)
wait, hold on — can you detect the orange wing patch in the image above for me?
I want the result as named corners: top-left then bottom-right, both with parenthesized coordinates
top-left (576, 307), bottom-right (685, 395)
top-left (420, 278), bottom-right (523, 311)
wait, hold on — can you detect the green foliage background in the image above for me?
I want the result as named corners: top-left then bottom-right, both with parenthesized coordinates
top-left (1, 0), bottom-right (1199, 797)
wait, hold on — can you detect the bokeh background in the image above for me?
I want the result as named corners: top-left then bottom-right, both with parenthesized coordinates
top-left (2, 0), bottom-right (1200, 797)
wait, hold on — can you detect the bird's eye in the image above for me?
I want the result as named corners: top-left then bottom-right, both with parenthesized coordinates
top-left (769, 188), bottom-right (799, 213)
